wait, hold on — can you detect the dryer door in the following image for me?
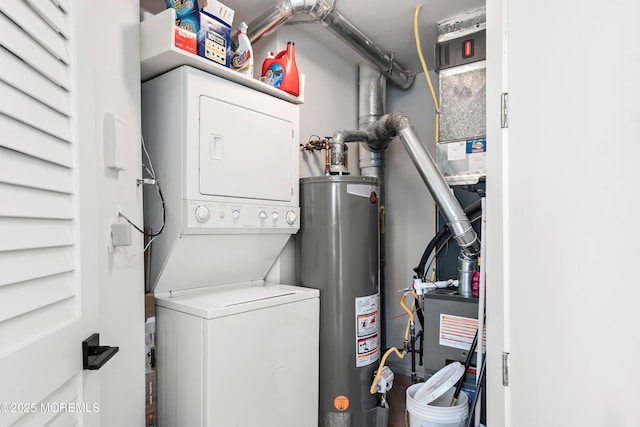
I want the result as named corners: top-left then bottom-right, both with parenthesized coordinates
top-left (199, 95), bottom-right (294, 201)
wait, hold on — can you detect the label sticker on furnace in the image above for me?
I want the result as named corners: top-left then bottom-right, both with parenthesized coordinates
top-left (439, 313), bottom-right (486, 351)
top-left (355, 294), bottom-right (379, 367)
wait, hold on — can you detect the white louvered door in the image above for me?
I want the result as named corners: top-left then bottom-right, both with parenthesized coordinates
top-left (0, 1), bottom-right (99, 426)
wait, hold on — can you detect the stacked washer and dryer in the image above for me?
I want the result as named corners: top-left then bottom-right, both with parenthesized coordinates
top-left (142, 66), bottom-right (319, 426)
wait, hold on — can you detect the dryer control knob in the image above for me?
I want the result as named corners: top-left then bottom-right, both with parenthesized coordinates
top-left (232, 209), bottom-right (241, 220)
top-left (259, 211), bottom-right (267, 220)
top-left (272, 212), bottom-right (279, 221)
top-left (195, 205), bottom-right (210, 223)
top-left (286, 210), bottom-right (297, 225)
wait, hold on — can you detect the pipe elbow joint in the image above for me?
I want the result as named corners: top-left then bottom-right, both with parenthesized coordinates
top-left (462, 237), bottom-right (481, 259)
top-left (365, 112), bottom-right (411, 151)
top-left (387, 111), bottom-right (412, 131)
top-left (331, 130), bottom-right (346, 145)
top-left (287, 0), bottom-right (334, 18)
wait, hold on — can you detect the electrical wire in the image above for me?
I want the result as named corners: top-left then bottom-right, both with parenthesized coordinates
top-left (142, 135), bottom-right (156, 178)
top-left (414, 6), bottom-right (440, 143)
top-left (414, 5), bottom-right (443, 283)
top-left (118, 136), bottom-right (166, 243)
top-left (119, 182), bottom-right (165, 238)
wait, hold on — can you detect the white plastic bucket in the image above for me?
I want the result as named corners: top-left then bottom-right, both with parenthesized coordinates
top-left (406, 383), bottom-right (469, 427)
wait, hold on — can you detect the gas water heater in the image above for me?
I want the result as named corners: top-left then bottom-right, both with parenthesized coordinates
top-left (299, 176), bottom-right (381, 427)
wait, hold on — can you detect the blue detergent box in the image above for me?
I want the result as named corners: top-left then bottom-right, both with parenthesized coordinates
top-left (166, 0), bottom-right (201, 34)
top-left (165, 0), bottom-right (199, 17)
top-left (198, 7), bottom-right (233, 67)
top-left (174, 10), bottom-right (200, 34)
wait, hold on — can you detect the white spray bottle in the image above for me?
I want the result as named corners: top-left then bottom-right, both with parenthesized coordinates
top-left (231, 22), bottom-right (253, 77)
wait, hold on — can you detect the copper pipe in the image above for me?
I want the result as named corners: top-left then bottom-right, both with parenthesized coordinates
top-left (324, 139), bottom-right (330, 174)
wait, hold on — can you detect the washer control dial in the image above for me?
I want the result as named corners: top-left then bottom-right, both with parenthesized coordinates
top-left (272, 212), bottom-right (279, 221)
top-left (286, 210), bottom-right (297, 225)
top-left (259, 211), bottom-right (267, 220)
top-left (194, 205), bottom-right (211, 223)
top-left (232, 209), bottom-right (241, 220)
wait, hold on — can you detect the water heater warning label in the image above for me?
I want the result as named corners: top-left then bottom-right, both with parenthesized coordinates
top-left (357, 312), bottom-right (377, 336)
top-left (355, 294), bottom-right (379, 367)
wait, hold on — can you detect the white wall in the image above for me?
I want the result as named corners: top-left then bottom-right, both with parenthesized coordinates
top-left (76, 2), bottom-right (144, 424)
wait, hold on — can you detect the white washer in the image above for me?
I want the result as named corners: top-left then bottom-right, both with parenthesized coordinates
top-left (155, 282), bottom-right (319, 426)
top-left (142, 66), bottom-right (318, 426)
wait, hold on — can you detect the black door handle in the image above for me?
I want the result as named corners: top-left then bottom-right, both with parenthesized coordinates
top-left (82, 333), bottom-right (119, 370)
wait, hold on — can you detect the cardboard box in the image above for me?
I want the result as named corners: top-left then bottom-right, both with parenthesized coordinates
top-left (198, 11), bottom-right (231, 67)
top-left (165, 0), bottom-right (200, 18)
top-left (145, 291), bottom-right (155, 320)
top-left (144, 292), bottom-right (156, 425)
top-left (166, 0), bottom-right (201, 33)
top-left (166, 1), bottom-right (201, 45)
top-left (201, 0), bottom-right (234, 26)
top-left (145, 371), bottom-right (157, 426)
top-left (174, 26), bottom-right (197, 55)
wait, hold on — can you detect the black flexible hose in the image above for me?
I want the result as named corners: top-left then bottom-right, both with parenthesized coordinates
top-left (414, 199), bottom-right (482, 277)
top-left (466, 355), bottom-right (486, 427)
top-left (451, 328), bottom-right (479, 406)
top-left (413, 226), bottom-right (448, 277)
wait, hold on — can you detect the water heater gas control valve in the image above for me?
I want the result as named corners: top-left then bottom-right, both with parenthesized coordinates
top-left (286, 210), bottom-right (297, 225)
top-left (375, 366), bottom-right (394, 393)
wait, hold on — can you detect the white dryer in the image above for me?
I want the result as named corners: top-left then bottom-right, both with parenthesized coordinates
top-left (142, 66), bottom-right (319, 427)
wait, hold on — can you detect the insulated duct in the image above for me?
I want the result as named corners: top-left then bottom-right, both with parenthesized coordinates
top-left (245, 0), bottom-right (416, 89)
top-left (331, 112), bottom-right (480, 297)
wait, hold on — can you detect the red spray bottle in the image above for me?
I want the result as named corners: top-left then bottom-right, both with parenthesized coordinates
top-left (261, 41), bottom-right (299, 97)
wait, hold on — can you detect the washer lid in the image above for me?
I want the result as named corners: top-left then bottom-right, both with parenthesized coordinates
top-left (155, 281), bottom-right (319, 319)
top-left (413, 361), bottom-right (465, 404)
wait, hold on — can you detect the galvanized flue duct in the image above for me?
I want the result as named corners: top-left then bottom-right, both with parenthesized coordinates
top-left (245, 0), bottom-right (416, 89)
top-left (330, 112), bottom-right (481, 297)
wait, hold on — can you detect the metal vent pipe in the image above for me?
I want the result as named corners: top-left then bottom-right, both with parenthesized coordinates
top-left (358, 62), bottom-right (386, 178)
top-left (331, 112), bottom-right (480, 297)
top-left (245, 0), bottom-right (416, 89)
top-left (358, 62), bottom-right (387, 345)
